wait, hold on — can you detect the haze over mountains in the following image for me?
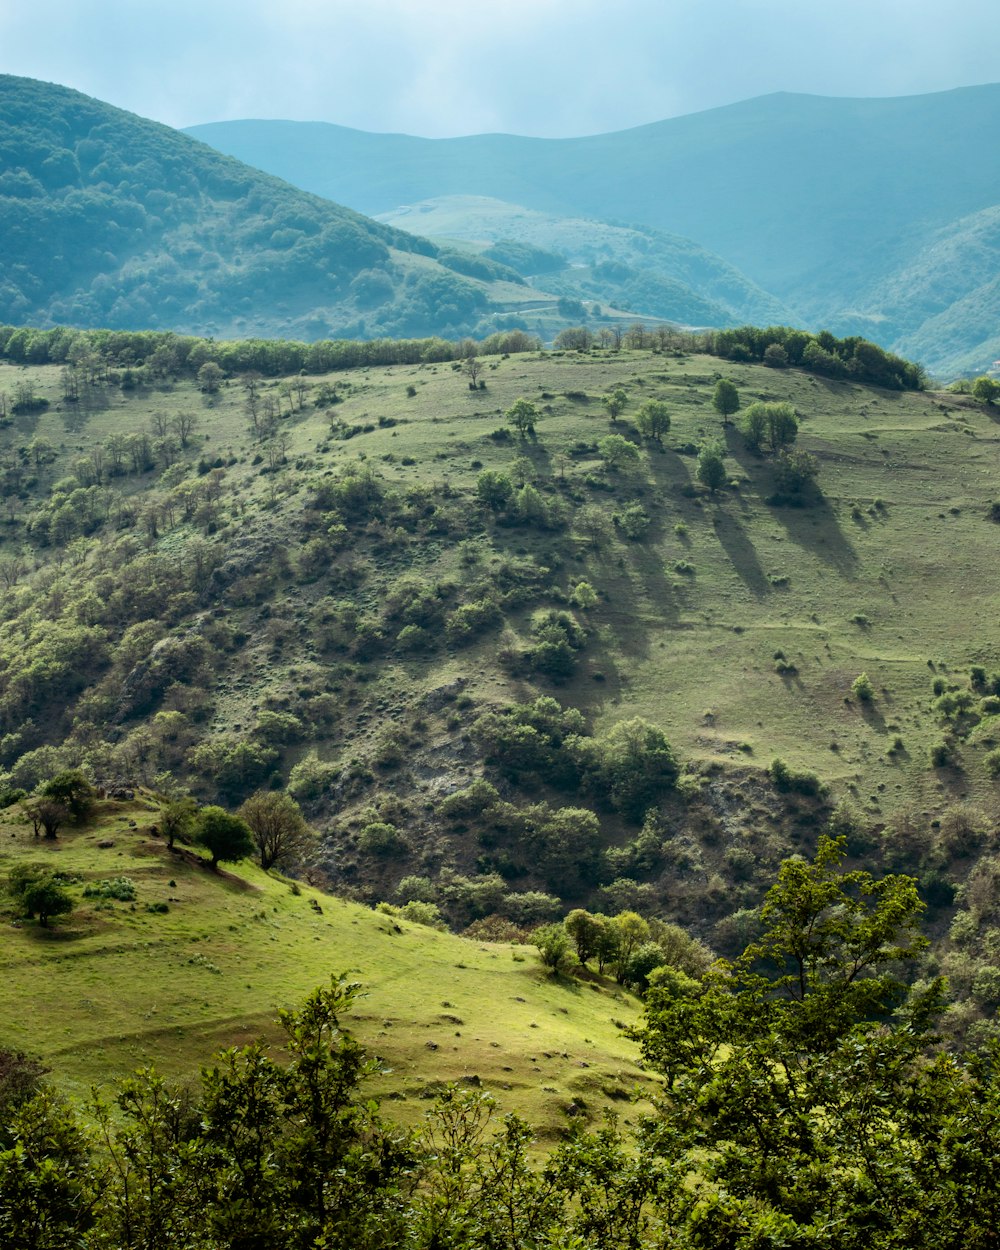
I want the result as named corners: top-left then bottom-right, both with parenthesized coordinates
top-left (189, 85), bottom-right (1000, 378)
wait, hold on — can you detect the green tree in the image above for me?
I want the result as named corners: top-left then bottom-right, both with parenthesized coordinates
top-left (505, 397), bottom-right (539, 437)
top-left (23, 877), bottom-right (74, 927)
top-left (971, 374), bottom-right (1000, 405)
top-left (533, 923), bottom-right (573, 973)
top-left (475, 469), bottom-right (513, 512)
top-left (40, 769), bottom-right (94, 821)
top-left (590, 718), bottom-right (679, 820)
top-left (159, 795), bottom-right (198, 850)
top-left (238, 790), bottom-right (313, 871)
top-left (601, 387), bottom-right (628, 423)
top-left (196, 361), bottom-right (224, 393)
top-left (634, 399), bottom-right (671, 443)
top-left (695, 440), bottom-right (727, 493)
top-left (712, 377), bottom-right (740, 425)
top-left (634, 835), bottom-right (942, 1241)
top-left (195, 806), bottom-right (254, 869)
top-left (597, 433), bottom-right (641, 471)
top-left (773, 447), bottom-right (819, 495)
top-left (564, 908), bottom-right (606, 965)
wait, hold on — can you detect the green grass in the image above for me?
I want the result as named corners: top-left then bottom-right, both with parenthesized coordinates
top-left (0, 796), bottom-right (650, 1131)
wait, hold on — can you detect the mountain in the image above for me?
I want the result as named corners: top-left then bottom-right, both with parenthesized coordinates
top-left (188, 85), bottom-right (1000, 376)
top-left (0, 75), bottom-right (542, 341)
top-left (378, 195), bottom-right (798, 329)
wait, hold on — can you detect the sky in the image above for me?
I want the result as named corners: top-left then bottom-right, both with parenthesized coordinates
top-left (1, 0), bottom-right (999, 138)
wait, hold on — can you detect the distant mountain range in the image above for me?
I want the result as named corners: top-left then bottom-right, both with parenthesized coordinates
top-left (189, 86), bottom-right (1000, 377)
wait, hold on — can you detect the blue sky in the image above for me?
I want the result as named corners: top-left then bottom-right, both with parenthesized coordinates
top-left (2, 0), bottom-right (999, 137)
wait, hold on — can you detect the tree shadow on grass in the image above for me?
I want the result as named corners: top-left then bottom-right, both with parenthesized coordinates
top-left (768, 495), bottom-right (860, 579)
top-left (712, 511), bottom-right (770, 598)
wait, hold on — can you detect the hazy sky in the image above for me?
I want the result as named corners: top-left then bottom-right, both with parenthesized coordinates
top-left (2, 0), bottom-right (998, 137)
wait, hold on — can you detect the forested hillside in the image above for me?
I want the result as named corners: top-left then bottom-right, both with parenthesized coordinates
top-left (0, 76), bottom-right (540, 341)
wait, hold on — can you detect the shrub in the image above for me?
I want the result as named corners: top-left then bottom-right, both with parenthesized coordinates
top-left (82, 876), bottom-right (137, 902)
top-left (852, 672), bottom-right (876, 703)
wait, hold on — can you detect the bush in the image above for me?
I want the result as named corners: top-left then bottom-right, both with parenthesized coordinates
top-left (82, 876), bottom-right (136, 902)
top-left (358, 821), bottom-right (409, 858)
top-left (852, 672), bottom-right (876, 703)
top-left (533, 922), bottom-right (573, 973)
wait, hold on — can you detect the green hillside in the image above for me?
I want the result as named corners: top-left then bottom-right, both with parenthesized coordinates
top-left (188, 85), bottom-right (1000, 376)
top-left (0, 791), bottom-right (649, 1124)
top-left (379, 195), bottom-right (797, 329)
top-left (0, 320), bottom-right (997, 1008)
top-left (0, 75), bottom-right (554, 341)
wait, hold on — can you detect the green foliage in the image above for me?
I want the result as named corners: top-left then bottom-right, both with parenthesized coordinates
top-left (971, 374), bottom-right (1000, 404)
top-left (711, 377), bottom-right (740, 423)
top-left (505, 397), bottom-right (540, 437)
top-left (601, 387), bottom-right (629, 422)
top-left (588, 718), bottom-right (679, 821)
top-left (82, 876), bottom-right (136, 902)
top-left (852, 671), bottom-right (876, 702)
top-left (533, 922), bottom-right (573, 973)
top-left (238, 790), bottom-right (313, 871)
top-left (695, 440), bottom-right (726, 493)
top-left (22, 876), bottom-right (74, 927)
top-left (633, 400), bottom-right (671, 442)
top-left (194, 806), bottom-right (254, 868)
top-left (597, 433), bottom-right (641, 470)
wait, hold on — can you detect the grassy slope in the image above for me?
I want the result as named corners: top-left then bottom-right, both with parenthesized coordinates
top-left (3, 346), bottom-right (998, 819)
top-left (0, 796), bottom-right (649, 1130)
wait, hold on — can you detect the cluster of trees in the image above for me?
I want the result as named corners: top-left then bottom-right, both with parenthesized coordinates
top-left (6, 841), bottom-right (1000, 1248)
top-left (472, 696), bottom-right (680, 822)
top-left (711, 324), bottom-right (926, 390)
top-left (0, 324), bottom-right (540, 380)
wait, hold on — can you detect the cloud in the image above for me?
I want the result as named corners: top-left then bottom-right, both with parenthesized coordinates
top-left (1, 0), bottom-right (998, 136)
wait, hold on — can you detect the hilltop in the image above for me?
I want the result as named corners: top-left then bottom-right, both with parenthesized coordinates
top-left (0, 75), bottom-right (580, 342)
top-left (189, 85), bottom-right (1000, 377)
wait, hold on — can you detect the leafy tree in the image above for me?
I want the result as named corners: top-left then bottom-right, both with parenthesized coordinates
top-left (773, 447), bottom-right (819, 495)
top-left (196, 361), bottom-right (224, 393)
top-left (533, 923), bottom-right (573, 973)
top-left (588, 718), bottom-right (679, 820)
top-left (40, 769), bottom-right (94, 821)
top-left (28, 798), bottom-right (69, 840)
top-left (740, 400), bottom-right (798, 451)
top-left (238, 790), bottom-right (313, 871)
top-left (23, 877), bottom-right (74, 927)
top-left (461, 355), bottom-right (483, 388)
top-left (195, 806), bottom-right (254, 869)
top-left (475, 469), bottom-right (513, 512)
top-left (564, 908), bottom-right (606, 965)
top-left (695, 440), bottom-right (727, 493)
top-left (712, 377), bottom-right (740, 425)
top-left (597, 433), bottom-right (641, 471)
top-left (971, 374), bottom-right (1000, 405)
top-left (601, 387), bottom-right (628, 423)
top-left (633, 400), bottom-right (670, 443)
top-left (852, 671), bottom-right (876, 703)
top-left (505, 397), bottom-right (539, 437)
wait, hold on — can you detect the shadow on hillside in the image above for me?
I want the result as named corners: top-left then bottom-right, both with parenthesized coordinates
top-left (769, 496), bottom-right (859, 578)
top-left (712, 511), bottom-right (770, 598)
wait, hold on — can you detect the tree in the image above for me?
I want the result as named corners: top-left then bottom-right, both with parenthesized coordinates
top-left (634, 835), bottom-right (941, 1239)
top-left (696, 440), bottom-right (727, 494)
top-left (773, 447), bottom-right (819, 495)
top-left (23, 877), bottom-right (74, 927)
top-left (971, 374), bottom-right (1000, 405)
top-left (40, 769), bottom-right (94, 822)
top-left (712, 377), bottom-right (740, 425)
top-left (740, 400), bottom-right (797, 452)
top-left (160, 795), bottom-right (198, 850)
top-left (533, 923), bottom-right (573, 973)
top-left (461, 355), bottom-right (483, 389)
top-left (475, 469), bottom-right (513, 512)
top-left (505, 397), bottom-right (539, 437)
top-left (28, 798), bottom-right (69, 839)
top-left (601, 388), bottom-right (628, 424)
top-left (196, 362), bottom-right (223, 394)
top-left (238, 790), bottom-right (313, 871)
top-left (597, 433), bottom-right (641, 471)
top-left (591, 718), bottom-right (679, 820)
top-left (195, 806), bottom-right (254, 869)
top-left (564, 908), bottom-right (606, 965)
top-left (633, 400), bottom-right (670, 443)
